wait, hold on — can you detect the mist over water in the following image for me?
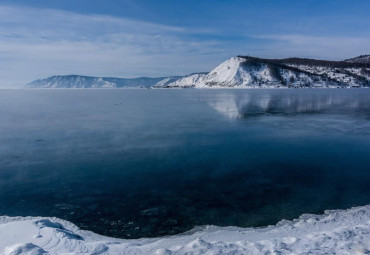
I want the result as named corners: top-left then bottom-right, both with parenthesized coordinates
top-left (1, 89), bottom-right (370, 238)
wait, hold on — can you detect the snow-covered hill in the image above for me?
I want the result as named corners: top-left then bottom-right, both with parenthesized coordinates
top-left (155, 56), bottom-right (370, 88)
top-left (155, 73), bottom-right (207, 88)
top-left (345, 54), bottom-right (370, 64)
top-left (26, 75), bottom-right (180, 88)
top-left (27, 55), bottom-right (370, 89)
top-left (1, 205), bottom-right (370, 254)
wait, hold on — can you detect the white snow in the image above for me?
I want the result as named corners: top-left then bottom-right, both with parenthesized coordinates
top-left (198, 57), bottom-right (252, 87)
top-left (1, 205), bottom-right (370, 254)
top-left (163, 73), bottom-right (206, 88)
top-left (156, 57), bottom-right (370, 89)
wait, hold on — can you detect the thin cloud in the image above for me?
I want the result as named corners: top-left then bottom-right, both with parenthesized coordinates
top-left (0, 5), bottom-right (227, 87)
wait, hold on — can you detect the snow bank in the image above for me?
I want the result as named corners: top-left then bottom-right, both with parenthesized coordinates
top-left (1, 205), bottom-right (370, 254)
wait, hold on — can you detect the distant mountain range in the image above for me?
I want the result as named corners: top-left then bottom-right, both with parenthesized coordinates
top-left (27, 55), bottom-right (370, 88)
top-left (26, 75), bottom-right (181, 88)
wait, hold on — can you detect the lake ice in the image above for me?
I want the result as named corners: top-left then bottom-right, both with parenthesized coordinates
top-left (1, 89), bottom-right (370, 253)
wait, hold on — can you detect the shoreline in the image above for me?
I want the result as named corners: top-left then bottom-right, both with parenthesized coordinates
top-left (1, 204), bottom-right (370, 254)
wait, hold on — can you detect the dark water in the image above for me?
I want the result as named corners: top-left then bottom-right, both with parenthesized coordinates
top-left (1, 89), bottom-right (370, 238)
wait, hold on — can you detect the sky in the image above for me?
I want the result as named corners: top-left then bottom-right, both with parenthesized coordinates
top-left (0, 0), bottom-right (369, 87)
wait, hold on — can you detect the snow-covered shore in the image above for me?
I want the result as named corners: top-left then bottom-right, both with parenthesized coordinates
top-left (1, 205), bottom-right (370, 255)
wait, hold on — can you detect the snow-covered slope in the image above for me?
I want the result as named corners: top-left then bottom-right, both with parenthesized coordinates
top-left (26, 75), bottom-right (179, 88)
top-left (345, 55), bottom-right (370, 64)
top-left (155, 73), bottom-right (207, 88)
top-left (156, 56), bottom-right (370, 88)
top-left (1, 205), bottom-right (370, 254)
top-left (198, 57), bottom-right (254, 87)
top-left (197, 57), bottom-right (330, 88)
top-left (27, 75), bottom-right (118, 88)
top-left (153, 77), bottom-right (182, 87)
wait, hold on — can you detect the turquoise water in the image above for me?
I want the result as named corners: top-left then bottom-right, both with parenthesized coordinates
top-left (1, 89), bottom-right (370, 238)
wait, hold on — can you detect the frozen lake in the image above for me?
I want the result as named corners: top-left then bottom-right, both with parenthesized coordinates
top-left (1, 89), bottom-right (370, 238)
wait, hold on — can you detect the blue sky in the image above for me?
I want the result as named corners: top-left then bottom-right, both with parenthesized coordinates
top-left (0, 0), bottom-right (369, 87)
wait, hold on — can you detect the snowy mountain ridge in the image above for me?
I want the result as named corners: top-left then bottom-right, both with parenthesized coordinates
top-left (27, 55), bottom-right (370, 88)
top-left (154, 56), bottom-right (370, 88)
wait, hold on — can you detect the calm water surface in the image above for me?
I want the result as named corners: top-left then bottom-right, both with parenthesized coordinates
top-left (1, 89), bottom-right (370, 238)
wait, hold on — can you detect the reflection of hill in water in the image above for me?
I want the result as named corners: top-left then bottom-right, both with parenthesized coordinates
top-left (206, 90), bottom-right (370, 119)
